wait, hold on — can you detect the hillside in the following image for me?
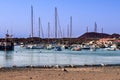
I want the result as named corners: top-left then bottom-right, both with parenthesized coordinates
top-left (78, 32), bottom-right (120, 39)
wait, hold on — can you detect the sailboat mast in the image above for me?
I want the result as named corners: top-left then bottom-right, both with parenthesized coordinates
top-left (70, 16), bottom-right (72, 38)
top-left (63, 28), bottom-right (64, 38)
top-left (31, 5), bottom-right (34, 37)
top-left (67, 24), bottom-right (69, 38)
top-left (86, 26), bottom-right (88, 33)
top-left (101, 27), bottom-right (103, 38)
top-left (94, 22), bottom-right (97, 33)
top-left (48, 22), bottom-right (50, 43)
top-left (38, 17), bottom-right (40, 37)
top-left (102, 27), bottom-right (103, 33)
top-left (55, 7), bottom-right (57, 38)
top-left (48, 22), bottom-right (50, 38)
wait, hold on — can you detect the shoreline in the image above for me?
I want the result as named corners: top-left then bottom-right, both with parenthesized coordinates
top-left (0, 66), bottom-right (120, 80)
top-left (1, 65), bottom-right (120, 71)
top-left (1, 63), bottom-right (120, 69)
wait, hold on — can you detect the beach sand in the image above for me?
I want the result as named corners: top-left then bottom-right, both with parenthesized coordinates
top-left (0, 66), bottom-right (120, 80)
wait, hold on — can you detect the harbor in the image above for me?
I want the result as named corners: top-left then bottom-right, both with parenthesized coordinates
top-left (0, 45), bottom-right (120, 68)
top-left (0, 0), bottom-right (120, 80)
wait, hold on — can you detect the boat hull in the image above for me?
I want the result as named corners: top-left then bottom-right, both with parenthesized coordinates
top-left (0, 46), bottom-right (14, 51)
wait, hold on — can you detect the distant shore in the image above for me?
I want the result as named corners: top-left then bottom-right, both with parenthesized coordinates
top-left (0, 66), bottom-right (120, 80)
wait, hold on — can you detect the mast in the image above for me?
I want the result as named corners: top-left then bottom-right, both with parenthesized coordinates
top-left (38, 17), bottom-right (44, 38)
top-left (70, 16), bottom-right (72, 38)
top-left (55, 7), bottom-right (57, 38)
top-left (31, 5), bottom-right (34, 37)
top-left (63, 28), bottom-right (64, 38)
top-left (67, 24), bottom-right (69, 38)
top-left (48, 22), bottom-right (50, 39)
top-left (101, 27), bottom-right (103, 38)
top-left (69, 16), bottom-right (72, 44)
top-left (41, 22), bottom-right (44, 38)
top-left (94, 22), bottom-right (97, 33)
top-left (86, 26), bottom-right (88, 33)
top-left (102, 27), bottom-right (103, 33)
top-left (38, 17), bottom-right (40, 37)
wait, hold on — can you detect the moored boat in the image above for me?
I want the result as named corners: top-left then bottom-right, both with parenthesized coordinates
top-left (82, 45), bottom-right (90, 50)
top-left (0, 32), bottom-right (14, 51)
top-left (54, 46), bottom-right (62, 51)
top-left (24, 44), bottom-right (44, 49)
top-left (71, 46), bottom-right (81, 51)
top-left (105, 47), bottom-right (116, 51)
top-left (46, 44), bottom-right (54, 50)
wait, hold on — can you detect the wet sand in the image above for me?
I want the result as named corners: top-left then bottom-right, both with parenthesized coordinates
top-left (0, 66), bottom-right (120, 80)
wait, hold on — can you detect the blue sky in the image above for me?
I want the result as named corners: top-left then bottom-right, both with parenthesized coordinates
top-left (0, 0), bottom-right (120, 38)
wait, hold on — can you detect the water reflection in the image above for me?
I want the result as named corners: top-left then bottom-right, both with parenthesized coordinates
top-left (4, 51), bottom-right (14, 67)
top-left (5, 51), bottom-right (13, 59)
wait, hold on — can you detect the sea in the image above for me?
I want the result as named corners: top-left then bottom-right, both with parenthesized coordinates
top-left (0, 46), bottom-right (120, 67)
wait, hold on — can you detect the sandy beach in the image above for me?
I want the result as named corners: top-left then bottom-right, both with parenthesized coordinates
top-left (0, 66), bottom-right (120, 80)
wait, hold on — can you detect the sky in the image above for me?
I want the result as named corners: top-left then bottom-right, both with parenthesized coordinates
top-left (0, 0), bottom-right (120, 38)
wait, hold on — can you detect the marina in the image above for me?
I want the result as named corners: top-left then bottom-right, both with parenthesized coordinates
top-left (0, 46), bottom-right (120, 68)
top-left (0, 1), bottom-right (120, 80)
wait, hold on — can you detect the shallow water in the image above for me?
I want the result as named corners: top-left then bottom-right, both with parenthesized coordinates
top-left (0, 46), bottom-right (120, 67)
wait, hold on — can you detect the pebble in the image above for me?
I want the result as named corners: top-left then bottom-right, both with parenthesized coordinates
top-left (62, 68), bottom-right (68, 72)
top-left (30, 77), bottom-right (32, 79)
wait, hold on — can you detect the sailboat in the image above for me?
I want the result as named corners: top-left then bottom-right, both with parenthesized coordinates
top-left (24, 6), bottom-right (45, 49)
top-left (53, 7), bottom-right (62, 51)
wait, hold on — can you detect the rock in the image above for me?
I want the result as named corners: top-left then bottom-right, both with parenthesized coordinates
top-left (62, 68), bottom-right (68, 72)
top-left (30, 77), bottom-right (32, 79)
top-left (55, 65), bottom-right (59, 68)
top-left (101, 63), bottom-right (105, 67)
top-left (70, 64), bottom-right (74, 68)
top-left (12, 65), bottom-right (17, 68)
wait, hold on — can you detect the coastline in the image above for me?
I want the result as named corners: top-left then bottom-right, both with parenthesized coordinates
top-left (0, 66), bottom-right (120, 80)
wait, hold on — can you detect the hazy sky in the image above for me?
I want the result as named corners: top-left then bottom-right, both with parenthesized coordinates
top-left (0, 0), bottom-right (120, 38)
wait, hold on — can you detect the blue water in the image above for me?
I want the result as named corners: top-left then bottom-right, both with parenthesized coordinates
top-left (0, 46), bottom-right (120, 67)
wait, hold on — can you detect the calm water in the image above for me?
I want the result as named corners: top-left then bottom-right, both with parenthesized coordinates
top-left (0, 46), bottom-right (120, 67)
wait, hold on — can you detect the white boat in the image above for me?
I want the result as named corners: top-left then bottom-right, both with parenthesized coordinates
top-left (90, 45), bottom-right (96, 51)
top-left (71, 46), bottom-right (81, 51)
top-left (90, 48), bottom-right (96, 51)
top-left (105, 44), bottom-right (117, 51)
top-left (25, 44), bottom-right (44, 49)
top-left (105, 47), bottom-right (116, 51)
top-left (46, 44), bottom-right (53, 50)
